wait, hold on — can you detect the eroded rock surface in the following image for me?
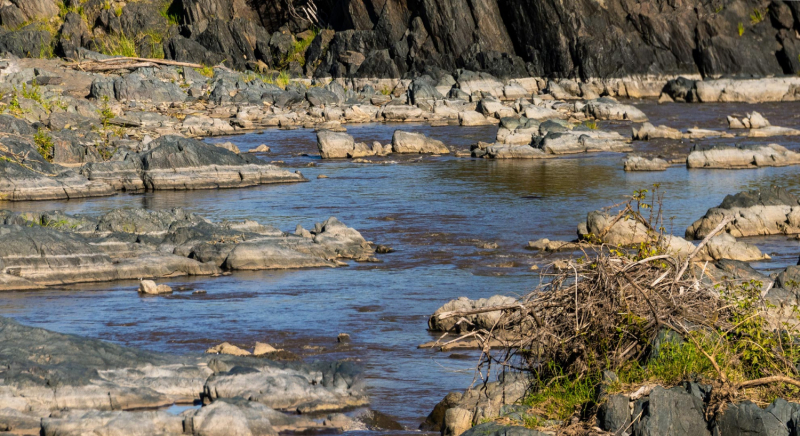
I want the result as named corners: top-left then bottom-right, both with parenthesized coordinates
top-left (0, 208), bottom-right (375, 290)
top-left (687, 187), bottom-right (800, 239)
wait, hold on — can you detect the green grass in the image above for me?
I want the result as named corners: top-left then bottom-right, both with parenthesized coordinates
top-left (281, 28), bottom-right (318, 68)
top-left (98, 32), bottom-right (137, 57)
top-left (34, 128), bottom-right (54, 162)
top-left (277, 70), bottom-right (291, 88)
top-left (583, 120), bottom-right (598, 130)
top-left (160, 0), bottom-right (182, 26)
top-left (523, 365), bottom-right (597, 422)
top-left (195, 65), bottom-right (214, 78)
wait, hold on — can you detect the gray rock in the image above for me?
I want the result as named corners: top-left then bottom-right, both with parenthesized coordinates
top-left (391, 130), bottom-right (449, 154)
top-left (461, 422), bottom-right (549, 436)
top-left (633, 385), bottom-right (710, 436)
top-left (598, 394), bottom-right (631, 433)
top-left (713, 399), bottom-right (800, 436)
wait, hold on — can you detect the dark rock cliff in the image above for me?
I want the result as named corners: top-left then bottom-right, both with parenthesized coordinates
top-left (0, 0), bottom-right (798, 79)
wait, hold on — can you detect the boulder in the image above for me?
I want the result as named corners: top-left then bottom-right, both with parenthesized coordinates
top-left (138, 280), bottom-right (173, 294)
top-left (700, 233), bottom-right (769, 262)
top-left (686, 187), bottom-right (800, 239)
top-left (686, 144), bottom-right (800, 169)
top-left (429, 295), bottom-right (517, 332)
top-left (633, 123), bottom-right (683, 140)
top-left (584, 98), bottom-right (647, 122)
top-left (391, 131), bottom-right (449, 154)
top-left (206, 342), bottom-right (251, 356)
top-left (484, 144), bottom-right (549, 159)
top-left (459, 111), bottom-right (493, 126)
top-left (316, 130), bottom-right (372, 159)
top-left (624, 156), bottom-right (669, 171)
top-left (633, 385), bottom-right (710, 436)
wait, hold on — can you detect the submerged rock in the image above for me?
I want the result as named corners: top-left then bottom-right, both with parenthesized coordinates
top-left (428, 295), bottom-right (516, 332)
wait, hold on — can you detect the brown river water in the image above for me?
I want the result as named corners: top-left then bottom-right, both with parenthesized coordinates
top-left (0, 100), bottom-right (799, 433)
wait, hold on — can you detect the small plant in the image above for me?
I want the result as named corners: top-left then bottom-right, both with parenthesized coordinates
top-left (582, 120), bottom-right (598, 130)
top-left (277, 70), bottom-right (291, 89)
top-left (714, 4), bottom-right (723, 13)
top-left (114, 5), bottom-right (123, 17)
top-left (282, 28), bottom-right (318, 67)
top-left (8, 91), bottom-right (22, 115)
top-left (195, 65), bottom-right (214, 78)
top-left (380, 86), bottom-right (392, 96)
top-left (750, 7), bottom-right (767, 24)
top-left (95, 96), bottom-right (117, 155)
top-left (737, 22), bottom-right (745, 36)
top-left (21, 81), bottom-right (42, 103)
top-left (34, 128), bottom-right (54, 162)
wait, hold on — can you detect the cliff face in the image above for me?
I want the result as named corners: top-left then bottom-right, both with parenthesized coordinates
top-left (0, 0), bottom-right (798, 79)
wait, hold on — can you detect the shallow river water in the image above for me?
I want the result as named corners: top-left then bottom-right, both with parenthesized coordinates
top-left (1, 101), bottom-right (800, 432)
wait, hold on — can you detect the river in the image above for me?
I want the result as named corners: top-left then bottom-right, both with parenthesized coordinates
top-left (0, 100), bottom-right (799, 432)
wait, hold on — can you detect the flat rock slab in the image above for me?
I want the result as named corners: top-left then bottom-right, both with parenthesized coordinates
top-left (0, 317), bottom-right (364, 435)
top-left (0, 208), bottom-right (375, 290)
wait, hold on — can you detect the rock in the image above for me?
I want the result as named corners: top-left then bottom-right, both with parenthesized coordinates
top-left (633, 385), bottom-right (710, 436)
top-left (0, 315), bottom-right (364, 432)
top-left (459, 111), bottom-right (493, 126)
top-left (41, 410), bottom-right (184, 436)
top-left (526, 238), bottom-right (582, 252)
top-left (633, 123), bottom-right (683, 140)
top-left (484, 144), bottom-right (549, 159)
top-left (584, 98), bottom-right (647, 122)
top-left (461, 422), bottom-right (549, 436)
top-left (138, 280), bottom-right (173, 295)
top-left (391, 131), bottom-right (449, 154)
top-left (206, 342), bottom-right (252, 356)
top-left (429, 295), bottom-right (516, 332)
top-left (598, 394), bottom-right (631, 433)
top-left (624, 156), bottom-right (669, 171)
top-left (139, 136), bottom-right (305, 190)
top-left (580, 210), bottom-right (649, 246)
top-left (539, 131), bottom-right (631, 155)
top-left (215, 141), bottom-right (241, 154)
top-left (253, 342), bottom-right (279, 355)
top-left (687, 144), bottom-right (800, 169)
top-left (747, 111), bottom-right (770, 129)
top-left (727, 116), bottom-right (746, 129)
top-left (745, 126), bottom-right (800, 138)
top-left (713, 399), bottom-right (800, 436)
top-left (306, 87), bottom-right (341, 107)
top-left (250, 144), bottom-right (270, 153)
top-left (424, 373), bottom-right (529, 434)
top-left (686, 187), bottom-right (800, 239)
top-left (524, 106), bottom-right (565, 121)
top-left (337, 333), bottom-right (351, 343)
top-left (316, 130), bottom-right (374, 159)
top-left (382, 105), bottom-right (424, 121)
top-left (700, 233), bottom-right (769, 262)
top-left (113, 73), bottom-right (188, 103)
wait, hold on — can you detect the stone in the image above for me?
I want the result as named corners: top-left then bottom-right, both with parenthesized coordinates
top-left (215, 141), bottom-right (241, 154)
top-left (459, 111), bottom-right (493, 126)
top-left (250, 144), bottom-right (270, 153)
top-left (633, 123), bottom-right (683, 140)
top-left (598, 394), bottom-right (631, 433)
top-left (633, 385), bottom-right (710, 436)
top-left (253, 342), bottom-right (279, 355)
top-left (206, 342), bottom-right (251, 356)
top-left (687, 144), bottom-right (800, 169)
top-left (461, 422), bottom-right (549, 436)
top-left (584, 98), bottom-right (647, 122)
top-left (624, 156), bottom-right (669, 171)
top-left (138, 280), bottom-right (173, 295)
top-left (316, 130), bottom-right (374, 159)
top-left (391, 131), bottom-right (449, 154)
top-left (713, 399), bottom-right (799, 436)
top-left (429, 295), bottom-right (517, 332)
top-left (700, 233), bottom-right (769, 262)
top-left (524, 106), bottom-right (565, 121)
top-left (686, 187), bottom-right (800, 239)
top-left (526, 238), bottom-right (582, 252)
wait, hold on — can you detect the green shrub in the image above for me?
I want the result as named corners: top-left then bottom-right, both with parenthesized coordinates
top-left (750, 8), bottom-right (767, 24)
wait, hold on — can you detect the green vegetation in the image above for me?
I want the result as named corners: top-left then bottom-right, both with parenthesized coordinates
top-left (160, 0), bottom-right (182, 26)
top-left (738, 22), bottom-right (745, 36)
top-left (98, 32), bottom-right (137, 57)
top-left (473, 188), bottom-right (800, 428)
top-left (34, 128), bottom-right (54, 162)
top-left (277, 70), bottom-right (291, 88)
top-left (380, 86), bottom-right (393, 96)
top-left (196, 65), bottom-right (215, 78)
top-left (282, 28), bottom-right (318, 67)
top-left (750, 7), bottom-right (767, 24)
top-left (95, 96), bottom-right (117, 158)
top-left (582, 120), bottom-right (598, 130)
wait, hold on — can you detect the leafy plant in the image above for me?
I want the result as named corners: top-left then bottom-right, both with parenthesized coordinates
top-left (282, 28), bottom-right (318, 67)
top-left (582, 120), bottom-right (598, 130)
top-left (160, 0), bottom-right (182, 26)
top-left (738, 22), bottom-right (745, 36)
top-left (380, 86), bottom-right (392, 96)
top-left (34, 128), bottom-right (54, 162)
